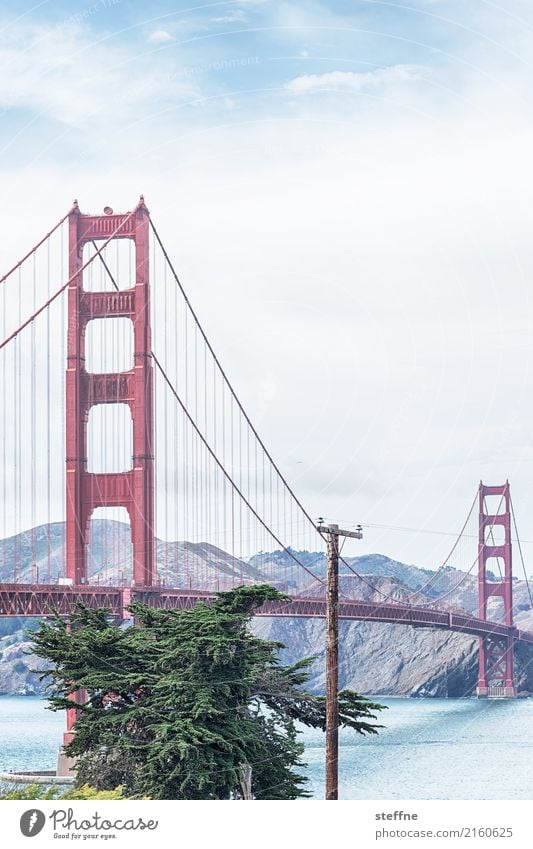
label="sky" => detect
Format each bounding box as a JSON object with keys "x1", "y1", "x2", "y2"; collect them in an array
[{"x1": 2, "y1": 0, "x2": 533, "y2": 570}]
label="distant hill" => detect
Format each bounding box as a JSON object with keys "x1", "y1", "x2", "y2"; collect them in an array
[
  {"x1": 0, "y1": 521, "x2": 266, "y2": 589},
  {"x1": 1, "y1": 522, "x2": 533, "y2": 697}
]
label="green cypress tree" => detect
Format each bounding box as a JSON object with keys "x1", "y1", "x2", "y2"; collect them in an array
[{"x1": 31, "y1": 585, "x2": 385, "y2": 799}]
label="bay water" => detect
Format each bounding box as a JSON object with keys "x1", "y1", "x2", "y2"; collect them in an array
[{"x1": 1, "y1": 696, "x2": 532, "y2": 799}]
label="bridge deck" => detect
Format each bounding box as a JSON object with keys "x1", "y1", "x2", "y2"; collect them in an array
[{"x1": 1, "y1": 583, "x2": 532, "y2": 645}]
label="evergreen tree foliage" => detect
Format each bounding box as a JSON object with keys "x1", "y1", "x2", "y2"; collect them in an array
[{"x1": 31, "y1": 585, "x2": 385, "y2": 799}]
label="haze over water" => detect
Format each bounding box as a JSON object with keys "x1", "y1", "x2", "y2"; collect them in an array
[{"x1": 1, "y1": 696, "x2": 532, "y2": 799}]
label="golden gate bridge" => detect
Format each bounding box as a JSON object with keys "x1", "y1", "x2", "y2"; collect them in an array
[{"x1": 0, "y1": 197, "x2": 532, "y2": 729}]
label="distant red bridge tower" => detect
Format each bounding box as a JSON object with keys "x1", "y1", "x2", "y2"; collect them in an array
[
  {"x1": 477, "y1": 481, "x2": 516, "y2": 697},
  {"x1": 65, "y1": 199, "x2": 155, "y2": 588}
]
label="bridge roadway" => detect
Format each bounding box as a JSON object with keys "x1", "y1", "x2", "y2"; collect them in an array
[{"x1": 1, "y1": 582, "x2": 533, "y2": 645}]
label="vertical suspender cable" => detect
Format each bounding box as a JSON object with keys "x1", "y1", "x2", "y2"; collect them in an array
[
  {"x1": 163, "y1": 243, "x2": 169, "y2": 585},
  {"x1": 61, "y1": 222, "x2": 66, "y2": 579},
  {"x1": 204, "y1": 337, "x2": 209, "y2": 586},
  {"x1": 193, "y1": 319, "x2": 198, "y2": 575},
  {"x1": 220, "y1": 382, "x2": 225, "y2": 584},
  {"x1": 31, "y1": 253, "x2": 36, "y2": 578},
  {"x1": 173, "y1": 257, "x2": 179, "y2": 587},
  {"x1": 184, "y1": 306, "x2": 189, "y2": 584},
  {"x1": 231, "y1": 392, "x2": 235, "y2": 585},
  {"x1": 238, "y1": 407, "x2": 243, "y2": 582},
  {"x1": 1, "y1": 255, "x2": 5, "y2": 580},
  {"x1": 510, "y1": 496, "x2": 533, "y2": 610},
  {"x1": 46, "y1": 235, "x2": 51, "y2": 581},
  {"x1": 13, "y1": 269, "x2": 21, "y2": 581}
]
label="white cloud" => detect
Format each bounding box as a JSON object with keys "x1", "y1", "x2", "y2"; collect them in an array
[
  {"x1": 285, "y1": 65, "x2": 427, "y2": 96},
  {"x1": 147, "y1": 29, "x2": 174, "y2": 44},
  {"x1": 0, "y1": 20, "x2": 199, "y2": 127},
  {"x1": 210, "y1": 12, "x2": 247, "y2": 23}
]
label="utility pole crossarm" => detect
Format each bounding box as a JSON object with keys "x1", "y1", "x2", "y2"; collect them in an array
[{"x1": 316, "y1": 524, "x2": 363, "y2": 539}]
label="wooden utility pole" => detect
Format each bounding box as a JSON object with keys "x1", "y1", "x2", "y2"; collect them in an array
[{"x1": 316, "y1": 520, "x2": 363, "y2": 800}]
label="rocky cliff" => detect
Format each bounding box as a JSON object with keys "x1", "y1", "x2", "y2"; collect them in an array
[
  {"x1": 0, "y1": 620, "x2": 45, "y2": 696},
  {"x1": 254, "y1": 570, "x2": 533, "y2": 697}
]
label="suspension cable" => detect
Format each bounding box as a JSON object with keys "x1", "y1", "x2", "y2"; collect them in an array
[
  {"x1": 510, "y1": 495, "x2": 533, "y2": 610},
  {"x1": 336, "y1": 492, "x2": 503, "y2": 608},
  {"x1": 151, "y1": 351, "x2": 324, "y2": 587},
  {"x1": 0, "y1": 209, "x2": 71, "y2": 286},
  {"x1": 333, "y1": 492, "x2": 479, "y2": 605},
  {"x1": 398, "y1": 491, "x2": 479, "y2": 603},
  {"x1": 0, "y1": 211, "x2": 135, "y2": 353},
  {"x1": 149, "y1": 218, "x2": 328, "y2": 547}
]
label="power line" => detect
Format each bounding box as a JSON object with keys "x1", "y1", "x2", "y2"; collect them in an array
[{"x1": 326, "y1": 518, "x2": 533, "y2": 547}]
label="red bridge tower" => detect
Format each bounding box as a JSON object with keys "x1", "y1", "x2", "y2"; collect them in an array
[
  {"x1": 65, "y1": 199, "x2": 155, "y2": 588},
  {"x1": 477, "y1": 481, "x2": 516, "y2": 697}
]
